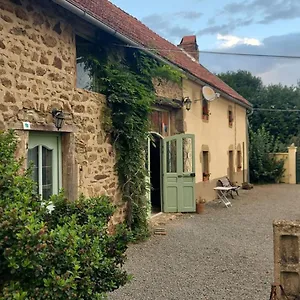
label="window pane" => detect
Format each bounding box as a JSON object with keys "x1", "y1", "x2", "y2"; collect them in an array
[
  {"x1": 182, "y1": 138, "x2": 193, "y2": 173},
  {"x1": 76, "y1": 61, "x2": 93, "y2": 91},
  {"x1": 161, "y1": 111, "x2": 170, "y2": 137},
  {"x1": 42, "y1": 147, "x2": 53, "y2": 200},
  {"x1": 28, "y1": 146, "x2": 39, "y2": 186},
  {"x1": 203, "y1": 151, "x2": 209, "y2": 173},
  {"x1": 166, "y1": 140, "x2": 177, "y2": 173}
]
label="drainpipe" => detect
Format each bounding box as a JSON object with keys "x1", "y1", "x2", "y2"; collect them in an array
[
  {"x1": 246, "y1": 109, "x2": 253, "y2": 183},
  {"x1": 52, "y1": 0, "x2": 252, "y2": 110}
]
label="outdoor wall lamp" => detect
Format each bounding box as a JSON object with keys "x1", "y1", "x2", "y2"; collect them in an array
[
  {"x1": 182, "y1": 96, "x2": 192, "y2": 111},
  {"x1": 51, "y1": 108, "x2": 65, "y2": 130}
]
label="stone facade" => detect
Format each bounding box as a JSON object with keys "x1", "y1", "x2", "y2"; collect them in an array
[
  {"x1": 0, "y1": 0, "x2": 184, "y2": 222},
  {"x1": 0, "y1": 0, "x2": 125, "y2": 220},
  {"x1": 273, "y1": 220, "x2": 300, "y2": 299}
]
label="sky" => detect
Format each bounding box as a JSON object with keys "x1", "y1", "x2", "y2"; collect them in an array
[{"x1": 109, "y1": 0, "x2": 300, "y2": 86}]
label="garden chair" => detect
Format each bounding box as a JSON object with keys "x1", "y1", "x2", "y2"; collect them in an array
[{"x1": 217, "y1": 177, "x2": 241, "y2": 199}]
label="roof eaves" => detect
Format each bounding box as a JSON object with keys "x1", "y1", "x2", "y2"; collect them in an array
[{"x1": 53, "y1": 0, "x2": 252, "y2": 108}]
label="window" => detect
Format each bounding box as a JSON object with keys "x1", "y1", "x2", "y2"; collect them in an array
[
  {"x1": 76, "y1": 35, "x2": 99, "y2": 92},
  {"x1": 150, "y1": 109, "x2": 170, "y2": 137},
  {"x1": 202, "y1": 151, "x2": 210, "y2": 181},
  {"x1": 237, "y1": 150, "x2": 242, "y2": 170},
  {"x1": 202, "y1": 99, "x2": 209, "y2": 120},
  {"x1": 228, "y1": 107, "x2": 233, "y2": 127},
  {"x1": 27, "y1": 133, "x2": 61, "y2": 200}
]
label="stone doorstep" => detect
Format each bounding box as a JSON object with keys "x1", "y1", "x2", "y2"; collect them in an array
[{"x1": 149, "y1": 212, "x2": 185, "y2": 236}]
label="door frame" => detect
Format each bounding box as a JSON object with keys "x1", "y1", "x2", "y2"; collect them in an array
[{"x1": 147, "y1": 131, "x2": 164, "y2": 215}]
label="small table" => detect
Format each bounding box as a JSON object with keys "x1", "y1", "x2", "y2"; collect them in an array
[{"x1": 214, "y1": 187, "x2": 233, "y2": 208}]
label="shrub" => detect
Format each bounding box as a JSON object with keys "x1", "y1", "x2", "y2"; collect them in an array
[
  {"x1": 249, "y1": 127, "x2": 285, "y2": 183},
  {"x1": 0, "y1": 130, "x2": 130, "y2": 299}
]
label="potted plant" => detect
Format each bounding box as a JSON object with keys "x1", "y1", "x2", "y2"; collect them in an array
[{"x1": 196, "y1": 198, "x2": 206, "y2": 214}]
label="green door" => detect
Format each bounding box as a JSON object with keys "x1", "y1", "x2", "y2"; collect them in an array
[
  {"x1": 163, "y1": 134, "x2": 195, "y2": 212},
  {"x1": 27, "y1": 133, "x2": 62, "y2": 200}
]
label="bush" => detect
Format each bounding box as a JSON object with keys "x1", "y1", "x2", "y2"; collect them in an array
[
  {"x1": 0, "y1": 131, "x2": 130, "y2": 299},
  {"x1": 249, "y1": 127, "x2": 285, "y2": 183}
]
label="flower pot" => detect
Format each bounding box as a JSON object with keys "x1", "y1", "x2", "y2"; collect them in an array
[{"x1": 196, "y1": 202, "x2": 205, "y2": 214}]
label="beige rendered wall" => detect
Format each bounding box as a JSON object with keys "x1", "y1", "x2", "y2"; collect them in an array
[
  {"x1": 183, "y1": 79, "x2": 248, "y2": 202},
  {"x1": 272, "y1": 145, "x2": 297, "y2": 184}
]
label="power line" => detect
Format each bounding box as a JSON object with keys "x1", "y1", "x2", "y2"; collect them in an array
[
  {"x1": 114, "y1": 44, "x2": 300, "y2": 59},
  {"x1": 201, "y1": 50, "x2": 300, "y2": 60},
  {"x1": 253, "y1": 108, "x2": 300, "y2": 112}
]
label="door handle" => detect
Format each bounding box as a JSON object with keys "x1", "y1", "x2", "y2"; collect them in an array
[
  {"x1": 178, "y1": 175, "x2": 183, "y2": 178},
  {"x1": 190, "y1": 173, "x2": 195, "y2": 177}
]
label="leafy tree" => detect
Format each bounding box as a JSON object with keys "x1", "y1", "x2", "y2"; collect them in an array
[
  {"x1": 218, "y1": 70, "x2": 264, "y2": 103},
  {"x1": 0, "y1": 130, "x2": 130, "y2": 299},
  {"x1": 249, "y1": 127, "x2": 285, "y2": 183},
  {"x1": 218, "y1": 70, "x2": 300, "y2": 146}
]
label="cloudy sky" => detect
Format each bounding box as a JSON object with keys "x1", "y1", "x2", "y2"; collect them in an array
[{"x1": 110, "y1": 0, "x2": 300, "y2": 86}]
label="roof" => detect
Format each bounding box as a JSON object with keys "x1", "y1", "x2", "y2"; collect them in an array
[{"x1": 63, "y1": 0, "x2": 251, "y2": 107}]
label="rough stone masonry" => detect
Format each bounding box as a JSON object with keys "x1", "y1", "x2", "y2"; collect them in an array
[
  {"x1": 273, "y1": 220, "x2": 300, "y2": 299},
  {"x1": 0, "y1": 0, "x2": 126, "y2": 222}
]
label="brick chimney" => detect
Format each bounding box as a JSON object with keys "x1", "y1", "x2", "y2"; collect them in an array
[{"x1": 178, "y1": 35, "x2": 199, "y2": 61}]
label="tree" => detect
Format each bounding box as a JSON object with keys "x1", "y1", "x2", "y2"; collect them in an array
[
  {"x1": 0, "y1": 130, "x2": 130, "y2": 299},
  {"x1": 218, "y1": 70, "x2": 264, "y2": 103},
  {"x1": 249, "y1": 127, "x2": 285, "y2": 183},
  {"x1": 218, "y1": 70, "x2": 300, "y2": 146}
]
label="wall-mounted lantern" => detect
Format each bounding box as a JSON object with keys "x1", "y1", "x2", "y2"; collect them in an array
[
  {"x1": 51, "y1": 108, "x2": 65, "y2": 130},
  {"x1": 182, "y1": 97, "x2": 192, "y2": 111}
]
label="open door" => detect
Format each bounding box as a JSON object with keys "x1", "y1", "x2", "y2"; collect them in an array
[{"x1": 163, "y1": 134, "x2": 195, "y2": 212}]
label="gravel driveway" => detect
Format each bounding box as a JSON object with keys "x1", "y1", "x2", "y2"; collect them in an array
[{"x1": 109, "y1": 184, "x2": 300, "y2": 300}]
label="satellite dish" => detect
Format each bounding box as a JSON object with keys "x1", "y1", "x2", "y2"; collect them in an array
[{"x1": 202, "y1": 86, "x2": 218, "y2": 102}]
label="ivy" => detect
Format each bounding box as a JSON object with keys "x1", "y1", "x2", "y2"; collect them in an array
[{"x1": 79, "y1": 39, "x2": 183, "y2": 240}]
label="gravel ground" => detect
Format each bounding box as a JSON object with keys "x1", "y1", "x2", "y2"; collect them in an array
[{"x1": 109, "y1": 184, "x2": 300, "y2": 300}]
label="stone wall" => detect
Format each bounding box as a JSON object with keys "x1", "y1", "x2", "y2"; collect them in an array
[
  {"x1": 0, "y1": 0, "x2": 125, "y2": 222},
  {"x1": 273, "y1": 220, "x2": 300, "y2": 299},
  {"x1": 153, "y1": 78, "x2": 183, "y2": 100}
]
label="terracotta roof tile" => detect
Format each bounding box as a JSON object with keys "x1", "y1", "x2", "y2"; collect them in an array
[{"x1": 65, "y1": 0, "x2": 250, "y2": 106}]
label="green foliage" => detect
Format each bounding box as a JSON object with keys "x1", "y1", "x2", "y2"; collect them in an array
[
  {"x1": 79, "y1": 40, "x2": 182, "y2": 240},
  {"x1": 218, "y1": 70, "x2": 264, "y2": 103},
  {"x1": 250, "y1": 84, "x2": 300, "y2": 145},
  {"x1": 218, "y1": 70, "x2": 300, "y2": 146},
  {"x1": 0, "y1": 131, "x2": 129, "y2": 299},
  {"x1": 249, "y1": 127, "x2": 285, "y2": 183}
]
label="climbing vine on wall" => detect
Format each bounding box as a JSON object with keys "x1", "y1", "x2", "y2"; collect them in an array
[{"x1": 78, "y1": 38, "x2": 183, "y2": 240}]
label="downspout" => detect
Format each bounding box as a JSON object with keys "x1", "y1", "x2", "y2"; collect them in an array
[
  {"x1": 246, "y1": 109, "x2": 254, "y2": 183},
  {"x1": 52, "y1": 0, "x2": 252, "y2": 111}
]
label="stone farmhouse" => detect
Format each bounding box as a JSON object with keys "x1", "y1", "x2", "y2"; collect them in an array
[{"x1": 0, "y1": 0, "x2": 252, "y2": 218}]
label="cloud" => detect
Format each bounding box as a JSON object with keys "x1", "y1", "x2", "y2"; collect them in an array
[
  {"x1": 175, "y1": 11, "x2": 203, "y2": 19},
  {"x1": 197, "y1": 18, "x2": 253, "y2": 36},
  {"x1": 201, "y1": 32, "x2": 300, "y2": 85},
  {"x1": 222, "y1": 0, "x2": 300, "y2": 25},
  {"x1": 142, "y1": 13, "x2": 196, "y2": 40},
  {"x1": 217, "y1": 34, "x2": 262, "y2": 48},
  {"x1": 193, "y1": 0, "x2": 300, "y2": 38}
]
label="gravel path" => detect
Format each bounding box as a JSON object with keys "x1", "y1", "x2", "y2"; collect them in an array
[{"x1": 109, "y1": 184, "x2": 300, "y2": 300}]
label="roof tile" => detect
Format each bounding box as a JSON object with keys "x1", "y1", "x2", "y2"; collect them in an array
[{"x1": 66, "y1": 0, "x2": 250, "y2": 106}]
